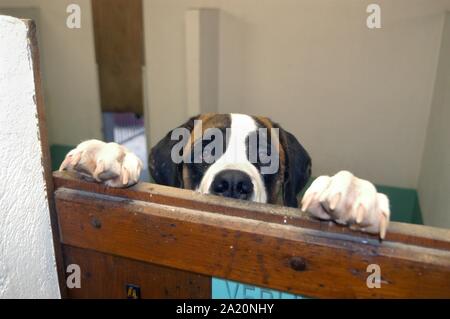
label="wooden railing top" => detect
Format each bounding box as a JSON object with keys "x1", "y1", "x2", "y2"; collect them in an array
[
  {"x1": 53, "y1": 171, "x2": 450, "y2": 250},
  {"x1": 53, "y1": 171, "x2": 450, "y2": 298}
]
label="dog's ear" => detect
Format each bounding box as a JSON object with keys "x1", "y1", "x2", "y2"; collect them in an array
[
  {"x1": 149, "y1": 116, "x2": 197, "y2": 187},
  {"x1": 278, "y1": 127, "x2": 311, "y2": 208}
]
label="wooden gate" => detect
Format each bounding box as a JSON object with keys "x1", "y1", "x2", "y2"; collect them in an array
[{"x1": 53, "y1": 171, "x2": 450, "y2": 298}]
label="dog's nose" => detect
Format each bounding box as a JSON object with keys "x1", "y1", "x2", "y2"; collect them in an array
[{"x1": 210, "y1": 169, "x2": 254, "y2": 200}]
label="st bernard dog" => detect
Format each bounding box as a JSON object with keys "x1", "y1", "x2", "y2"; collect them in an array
[{"x1": 60, "y1": 113, "x2": 390, "y2": 238}]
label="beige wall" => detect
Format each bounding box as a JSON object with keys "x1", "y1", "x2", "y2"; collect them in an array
[
  {"x1": 0, "y1": 0, "x2": 102, "y2": 146},
  {"x1": 144, "y1": 0, "x2": 450, "y2": 188},
  {"x1": 418, "y1": 12, "x2": 450, "y2": 228}
]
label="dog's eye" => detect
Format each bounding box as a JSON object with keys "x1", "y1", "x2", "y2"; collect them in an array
[
  {"x1": 202, "y1": 148, "x2": 215, "y2": 163},
  {"x1": 191, "y1": 144, "x2": 216, "y2": 164},
  {"x1": 258, "y1": 143, "x2": 272, "y2": 158}
]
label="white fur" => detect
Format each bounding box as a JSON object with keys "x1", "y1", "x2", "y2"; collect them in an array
[
  {"x1": 59, "y1": 139, "x2": 142, "y2": 187},
  {"x1": 301, "y1": 171, "x2": 390, "y2": 238},
  {"x1": 197, "y1": 114, "x2": 268, "y2": 203}
]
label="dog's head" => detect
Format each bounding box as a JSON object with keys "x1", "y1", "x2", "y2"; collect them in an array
[{"x1": 149, "y1": 113, "x2": 311, "y2": 208}]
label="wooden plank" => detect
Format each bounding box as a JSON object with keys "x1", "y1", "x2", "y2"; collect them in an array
[
  {"x1": 91, "y1": 0, "x2": 144, "y2": 114},
  {"x1": 55, "y1": 185, "x2": 450, "y2": 298},
  {"x1": 54, "y1": 171, "x2": 450, "y2": 251},
  {"x1": 26, "y1": 20, "x2": 67, "y2": 297},
  {"x1": 62, "y1": 245, "x2": 211, "y2": 299}
]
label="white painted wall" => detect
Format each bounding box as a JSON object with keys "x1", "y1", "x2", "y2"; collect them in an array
[
  {"x1": 144, "y1": 0, "x2": 450, "y2": 188},
  {"x1": 418, "y1": 12, "x2": 450, "y2": 228},
  {"x1": 0, "y1": 16, "x2": 60, "y2": 298},
  {"x1": 0, "y1": 0, "x2": 102, "y2": 146}
]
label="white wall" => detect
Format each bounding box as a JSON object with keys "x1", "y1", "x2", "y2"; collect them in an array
[
  {"x1": 418, "y1": 12, "x2": 450, "y2": 228},
  {"x1": 0, "y1": 16, "x2": 60, "y2": 298},
  {"x1": 144, "y1": 0, "x2": 450, "y2": 188},
  {"x1": 0, "y1": 0, "x2": 102, "y2": 146}
]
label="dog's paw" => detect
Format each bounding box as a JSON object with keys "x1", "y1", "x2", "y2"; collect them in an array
[
  {"x1": 300, "y1": 171, "x2": 390, "y2": 239},
  {"x1": 59, "y1": 139, "x2": 142, "y2": 188}
]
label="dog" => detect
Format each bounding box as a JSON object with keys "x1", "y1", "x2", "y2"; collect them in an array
[{"x1": 59, "y1": 113, "x2": 390, "y2": 238}]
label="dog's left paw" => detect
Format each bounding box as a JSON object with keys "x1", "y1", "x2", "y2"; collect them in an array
[{"x1": 301, "y1": 171, "x2": 390, "y2": 239}]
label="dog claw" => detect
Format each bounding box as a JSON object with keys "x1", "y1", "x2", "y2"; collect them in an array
[
  {"x1": 58, "y1": 157, "x2": 70, "y2": 171},
  {"x1": 122, "y1": 167, "x2": 129, "y2": 185},
  {"x1": 380, "y1": 214, "x2": 388, "y2": 240},
  {"x1": 301, "y1": 194, "x2": 314, "y2": 212},
  {"x1": 59, "y1": 151, "x2": 81, "y2": 171},
  {"x1": 356, "y1": 203, "x2": 365, "y2": 224},
  {"x1": 93, "y1": 160, "x2": 105, "y2": 182},
  {"x1": 329, "y1": 192, "x2": 341, "y2": 211}
]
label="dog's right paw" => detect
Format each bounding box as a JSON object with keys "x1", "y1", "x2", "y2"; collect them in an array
[{"x1": 59, "y1": 139, "x2": 142, "y2": 188}]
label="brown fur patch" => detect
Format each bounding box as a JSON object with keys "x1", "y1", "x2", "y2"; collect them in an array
[
  {"x1": 182, "y1": 114, "x2": 231, "y2": 189},
  {"x1": 182, "y1": 114, "x2": 230, "y2": 156},
  {"x1": 254, "y1": 116, "x2": 286, "y2": 203}
]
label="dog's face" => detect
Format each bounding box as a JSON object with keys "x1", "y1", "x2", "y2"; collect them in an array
[{"x1": 149, "y1": 113, "x2": 311, "y2": 208}]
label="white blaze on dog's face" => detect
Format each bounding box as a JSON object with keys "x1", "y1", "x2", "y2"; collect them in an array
[
  {"x1": 149, "y1": 113, "x2": 312, "y2": 208},
  {"x1": 197, "y1": 114, "x2": 267, "y2": 203}
]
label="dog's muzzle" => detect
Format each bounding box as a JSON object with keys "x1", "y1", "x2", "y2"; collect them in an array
[{"x1": 209, "y1": 169, "x2": 254, "y2": 201}]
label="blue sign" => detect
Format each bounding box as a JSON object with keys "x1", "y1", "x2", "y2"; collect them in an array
[{"x1": 212, "y1": 278, "x2": 304, "y2": 299}]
